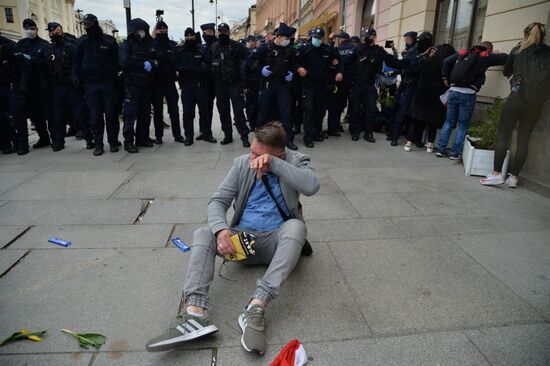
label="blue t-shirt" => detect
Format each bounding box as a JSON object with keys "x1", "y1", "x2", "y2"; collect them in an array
[{"x1": 238, "y1": 174, "x2": 290, "y2": 232}]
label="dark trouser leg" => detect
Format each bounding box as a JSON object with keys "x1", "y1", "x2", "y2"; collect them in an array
[
  {"x1": 206, "y1": 77, "x2": 216, "y2": 127},
  {"x1": 165, "y1": 83, "x2": 181, "y2": 138},
  {"x1": 86, "y1": 83, "x2": 105, "y2": 146},
  {"x1": 364, "y1": 85, "x2": 379, "y2": 134},
  {"x1": 246, "y1": 87, "x2": 260, "y2": 130},
  {"x1": 328, "y1": 85, "x2": 342, "y2": 133},
  {"x1": 71, "y1": 86, "x2": 92, "y2": 142},
  {"x1": 29, "y1": 88, "x2": 51, "y2": 142},
  {"x1": 0, "y1": 86, "x2": 16, "y2": 150},
  {"x1": 181, "y1": 84, "x2": 197, "y2": 140},
  {"x1": 197, "y1": 84, "x2": 211, "y2": 137},
  {"x1": 135, "y1": 87, "x2": 152, "y2": 143},
  {"x1": 216, "y1": 84, "x2": 232, "y2": 137},
  {"x1": 52, "y1": 86, "x2": 68, "y2": 147},
  {"x1": 313, "y1": 87, "x2": 325, "y2": 136},
  {"x1": 426, "y1": 124, "x2": 437, "y2": 144},
  {"x1": 302, "y1": 84, "x2": 317, "y2": 143},
  {"x1": 151, "y1": 83, "x2": 166, "y2": 139},
  {"x1": 274, "y1": 85, "x2": 294, "y2": 142},
  {"x1": 406, "y1": 117, "x2": 425, "y2": 144},
  {"x1": 256, "y1": 86, "x2": 275, "y2": 129},
  {"x1": 349, "y1": 86, "x2": 365, "y2": 136},
  {"x1": 390, "y1": 86, "x2": 413, "y2": 141},
  {"x1": 228, "y1": 83, "x2": 248, "y2": 137},
  {"x1": 100, "y1": 81, "x2": 118, "y2": 146},
  {"x1": 122, "y1": 87, "x2": 137, "y2": 144}
]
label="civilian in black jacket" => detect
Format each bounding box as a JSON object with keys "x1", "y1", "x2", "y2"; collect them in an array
[
  {"x1": 151, "y1": 21, "x2": 182, "y2": 144},
  {"x1": 436, "y1": 42, "x2": 508, "y2": 159},
  {"x1": 481, "y1": 22, "x2": 550, "y2": 187},
  {"x1": 119, "y1": 18, "x2": 157, "y2": 153}
]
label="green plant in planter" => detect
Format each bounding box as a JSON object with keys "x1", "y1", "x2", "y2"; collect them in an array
[
  {"x1": 379, "y1": 85, "x2": 395, "y2": 108},
  {"x1": 468, "y1": 98, "x2": 505, "y2": 150}
]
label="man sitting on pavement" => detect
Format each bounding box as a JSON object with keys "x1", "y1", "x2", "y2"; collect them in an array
[{"x1": 146, "y1": 122, "x2": 320, "y2": 355}]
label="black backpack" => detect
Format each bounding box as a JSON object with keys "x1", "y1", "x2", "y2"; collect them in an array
[{"x1": 450, "y1": 51, "x2": 482, "y2": 88}]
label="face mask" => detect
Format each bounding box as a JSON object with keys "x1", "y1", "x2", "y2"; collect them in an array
[
  {"x1": 136, "y1": 30, "x2": 146, "y2": 39},
  {"x1": 85, "y1": 23, "x2": 101, "y2": 35},
  {"x1": 157, "y1": 33, "x2": 168, "y2": 41},
  {"x1": 366, "y1": 37, "x2": 375, "y2": 45},
  {"x1": 218, "y1": 33, "x2": 230, "y2": 44},
  {"x1": 50, "y1": 34, "x2": 63, "y2": 43},
  {"x1": 25, "y1": 29, "x2": 38, "y2": 39},
  {"x1": 203, "y1": 34, "x2": 216, "y2": 45},
  {"x1": 246, "y1": 42, "x2": 254, "y2": 49},
  {"x1": 279, "y1": 39, "x2": 290, "y2": 47},
  {"x1": 185, "y1": 38, "x2": 196, "y2": 48},
  {"x1": 312, "y1": 38, "x2": 322, "y2": 47}
]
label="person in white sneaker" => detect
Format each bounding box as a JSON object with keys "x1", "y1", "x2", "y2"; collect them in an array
[{"x1": 481, "y1": 23, "x2": 549, "y2": 189}]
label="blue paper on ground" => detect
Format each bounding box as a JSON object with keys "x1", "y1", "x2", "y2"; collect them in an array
[
  {"x1": 48, "y1": 237, "x2": 72, "y2": 247},
  {"x1": 172, "y1": 237, "x2": 190, "y2": 252}
]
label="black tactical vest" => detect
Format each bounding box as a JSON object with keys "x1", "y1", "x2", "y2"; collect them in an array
[
  {"x1": 211, "y1": 41, "x2": 241, "y2": 81},
  {"x1": 351, "y1": 44, "x2": 382, "y2": 81},
  {"x1": 265, "y1": 41, "x2": 292, "y2": 80}
]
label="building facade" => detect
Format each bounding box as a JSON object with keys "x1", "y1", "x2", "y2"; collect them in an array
[{"x1": 0, "y1": 0, "x2": 76, "y2": 41}]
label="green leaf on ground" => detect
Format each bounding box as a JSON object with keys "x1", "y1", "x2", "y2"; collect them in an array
[
  {"x1": 61, "y1": 329, "x2": 106, "y2": 350},
  {"x1": 0, "y1": 330, "x2": 47, "y2": 347}
]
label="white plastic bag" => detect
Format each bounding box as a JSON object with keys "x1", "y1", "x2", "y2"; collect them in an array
[{"x1": 440, "y1": 89, "x2": 450, "y2": 106}]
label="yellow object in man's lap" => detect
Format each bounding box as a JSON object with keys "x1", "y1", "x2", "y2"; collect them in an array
[{"x1": 225, "y1": 232, "x2": 256, "y2": 262}]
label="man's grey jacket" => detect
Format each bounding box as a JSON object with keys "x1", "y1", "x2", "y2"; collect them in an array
[{"x1": 208, "y1": 149, "x2": 320, "y2": 235}]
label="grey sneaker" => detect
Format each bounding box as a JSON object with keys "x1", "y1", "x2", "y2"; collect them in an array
[
  {"x1": 145, "y1": 312, "x2": 218, "y2": 352},
  {"x1": 238, "y1": 304, "x2": 266, "y2": 354}
]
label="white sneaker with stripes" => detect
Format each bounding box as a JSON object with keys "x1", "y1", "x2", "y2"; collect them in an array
[{"x1": 145, "y1": 312, "x2": 218, "y2": 352}]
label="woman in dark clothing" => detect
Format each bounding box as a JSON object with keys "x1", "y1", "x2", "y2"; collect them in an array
[
  {"x1": 481, "y1": 23, "x2": 549, "y2": 188},
  {"x1": 403, "y1": 44, "x2": 456, "y2": 152}
]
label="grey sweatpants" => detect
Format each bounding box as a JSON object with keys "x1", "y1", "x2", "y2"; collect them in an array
[{"x1": 184, "y1": 219, "x2": 307, "y2": 309}]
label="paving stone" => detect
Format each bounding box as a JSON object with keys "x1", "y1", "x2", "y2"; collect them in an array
[
  {"x1": 0, "y1": 172, "x2": 133, "y2": 200},
  {"x1": 0, "y1": 199, "x2": 142, "y2": 226},
  {"x1": 346, "y1": 193, "x2": 420, "y2": 217},
  {"x1": 11, "y1": 224, "x2": 173, "y2": 250},
  {"x1": 169, "y1": 223, "x2": 208, "y2": 248},
  {"x1": 390, "y1": 214, "x2": 515, "y2": 236},
  {"x1": 0, "y1": 248, "x2": 185, "y2": 354},
  {"x1": 92, "y1": 349, "x2": 213, "y2": 365},
  {"x1": 329, "y1": 238, "x2": 542, "y2": 336},
  {"x1": 298, "y1": 331, "x2": 488, "y2": 366},
  {"x1": 139, "y1": 198, "x2": 209, "y2": 224},
  {"x1": 300, "y1": 194, "x2": 360, "y2": 219},
  {"x1": 130, "y1": 160, "x2": 217, "y2": 171},
  {"x1": 115, "y1": 171, "x2": 228, "y2": 199},
  {"x1": 0, "y1": 353, "x2": 92, "y2": 365},
  {"x1": 0, "y1": 172, "x2": 38, "y2": 194},
  {"x1": 306, "y1": 218, "x2": 404, "y2": 242},
  {"x1": 401, "y1": 191, "x2": 482, "y2": 216},
  {"x1": 0, "y1": 226, "x2": 28, "y2": 247},
  {"x1": 450, "y1": 231, "x2": 550, "y2": 318},
  {"x1": 466, "y1": 324, "x2": 550, "y2": 366},
  {"x1": 0, "y1": 249, "x2": 27, "y2": 275}
]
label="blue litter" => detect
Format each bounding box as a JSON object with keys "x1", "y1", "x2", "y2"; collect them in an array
[
  {"x1": 172, "y1": 237, "x2": 190, "y2": 252},
  {"x1": 48, "y1": 237, "x2": 72, "y2": 247}
]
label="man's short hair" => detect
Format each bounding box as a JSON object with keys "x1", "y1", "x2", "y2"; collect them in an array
[{"x1": 254, "y1": 122, "x2": 288, "y2": 150}]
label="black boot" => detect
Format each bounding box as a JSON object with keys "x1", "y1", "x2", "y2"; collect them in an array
[
  {"x1": 391, "y1": 139, "x2": 398, "y2": 146},
  {"x1": 136, "y1": 140, "x2": 153, "y2": 147},
  {"x1": 155, "y1": 137, "x2": 163, "y2": 145},
  {"x1": 363, "y1": 132, "x2": 376, "y2": 143},
  {"x1": 93, "y1": 145, "x2": 104, "y2": 156},
  {"x1": 203, "y1": 135, "x2": 217, "y2": 143},
  {"x1": 86, "y1": 140, "x2": 95, "y2": 150},
  {"x1": 174, "y1": 136, "x2": 185, "y2": 143},
  {"x1": 241, "y1": 136, "x2": 251, "y2": 148},
  {"x1": 220, "y1": 136, "x2": 233, "y2": 145},
  {"x1": 33, "y1": 139, "x2": 51, "y2": 149},
  {"x1": 124, "y1": 142, "x2": 138, "y2": 153},
  {"x1": 110, "y1": 144, "x2": 120, "y2": 153},
  {"x1": 1, "y1": 145, "x2": 15, "y2": 154},
  {"x1": 52, "y1": 144, "x2": 65, "y2": 152},
  {"x1": 351, "y1": 134, "x2": 360, "y2": 141},
  {"x1": 184, "y1": 138, "x2": 194, "y2": 146},
  {"x1": 286, "y1": 141, "x2": 298, "y2": 150}
]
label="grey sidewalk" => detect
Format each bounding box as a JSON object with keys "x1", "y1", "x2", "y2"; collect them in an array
[{"x1": 0, "y1": 117, "x2": 549, "y2": 366}]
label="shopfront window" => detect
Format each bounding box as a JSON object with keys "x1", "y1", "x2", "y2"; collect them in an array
[{"x1": 434, "y1": 0, "x2": 488, "y2": 49}]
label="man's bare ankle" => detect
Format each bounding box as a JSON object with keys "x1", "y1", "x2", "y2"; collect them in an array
[
  {"x1": 186, "y1": 305, "x2": 205, "y2": 315},
  {"x1": 249, "y1": 299, "x2": 266, "y2": 309}
]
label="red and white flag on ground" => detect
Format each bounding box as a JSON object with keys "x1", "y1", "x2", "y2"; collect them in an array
[{"x1": 270, "y1": 339, "x2": 307, "y2": 366}]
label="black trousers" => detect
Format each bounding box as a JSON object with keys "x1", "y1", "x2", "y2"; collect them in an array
[
  {"x1": 494, "y1": 92, "x2": 544, "y2": 176},
  {"x1": 0, "y1": 84, "x2": 17, "y2": 150},
  {"x1": 20, "y1": 86, "x2": 52, "y2": 142},
  {"x1": 245, "y1": 86, "x2": 260, "y2": 130},
  {"x1": 122, "y1": 85, "x2": 152, "y2": 144},
  {"x1": 349, "y1": 83, "x2": 378, "y2": 136},
  {"x1": 85, "y1": 80, "x2": 119, "y2": 147},
  {"x1": 390, "y1": 85, "x2": 415, "y2": 140},
  {"x1": 181, "y1": 81, "x2": 210, "y2": 139},
  {"x1": 215, "y1": 81, "x2": 248, "y2": 138},
  {"x1": 152, "y1": 81, "x2": 181, "y2": 139},
  {"x1": 302, "y1": 83, "x2": 327, "y2": 143},
  {"x1": 51, "y1": 85, "x2": 91, "y2": 146},
  {"x1": 257, "y1": 82, "x2": 295, "y2": 142},
  {"x1": 407, "y1": 118, "x2": 437, "y2": 144}
]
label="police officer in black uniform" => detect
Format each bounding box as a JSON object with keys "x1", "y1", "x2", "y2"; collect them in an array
[
  {"x1": 0, "y1": 30, "x2": 23, "y2": 154},
  {"x1": 73, "y1": 14, "x2": 119, "y2": 156},
  {"x1": 296, "y1": 27, "x2": 340, "y2": 148},
  {"x1": 328, "y1": 32, "x2": 354, "y2": 135},
  {"x1": 17, "y1": 18, "x2": 52, "y2": 149},
  {"x1": 246, "y1": 23, "x2": 298, "y2": 150},
  {"x1": 209, "y1": 23, "x2": 250, "y2": 147},
  {"x1": 119, "y1": 18, "x2": 157, "y2": 153},
  {"x1": 46, "y1": 22, "x2": 93, "y2": 152},
  {"x1": 199, "y1": 23, "x2": 217, "y2": 141},
  {"x1": 151, "y1": 21, "x2": 183, "y2": 144},
  {"x1": 338, "y1": 28, "x2": 407, "y2": 143},
  {"x1": 243, "y1": 35, "x2": 260, "y2": 131},
  {"x1": 176, "y1": 28, "x2": 214, "y2": 145}
]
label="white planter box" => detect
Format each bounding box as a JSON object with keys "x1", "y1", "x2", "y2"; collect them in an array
[{"x1": 462, "y1": 136, "x2": 510, "y2": 177}]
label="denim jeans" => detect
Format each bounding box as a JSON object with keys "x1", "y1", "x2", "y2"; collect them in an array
[{"x1": 437, "y1": 90, "x2": 476, "y2": 155}]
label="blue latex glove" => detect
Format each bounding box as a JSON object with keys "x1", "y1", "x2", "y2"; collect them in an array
[
  {"x1": 261, "y1": 66, "x2": 272, "y2": 78},
  {"x1": 285, "y1": 71, "x2": 293, "y2": 82},
  {"x1": 144, "y1": 61, "x2": 153, "y2": 73}
]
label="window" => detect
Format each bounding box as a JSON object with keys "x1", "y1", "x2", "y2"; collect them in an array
[
  {"x1": 434, "y1": 0, "x2": 488, "y2": 49},
  {"x1": 5, "y1": 7, "x2": 14, "y2": 23},
  {"x1": 361, "y1": 0, "x2": 376, "y2": 32}
]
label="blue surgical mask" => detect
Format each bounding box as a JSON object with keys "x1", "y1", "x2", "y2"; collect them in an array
[{"x1": 312, "y1": 38, "x2": 322, "y2": 47}]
